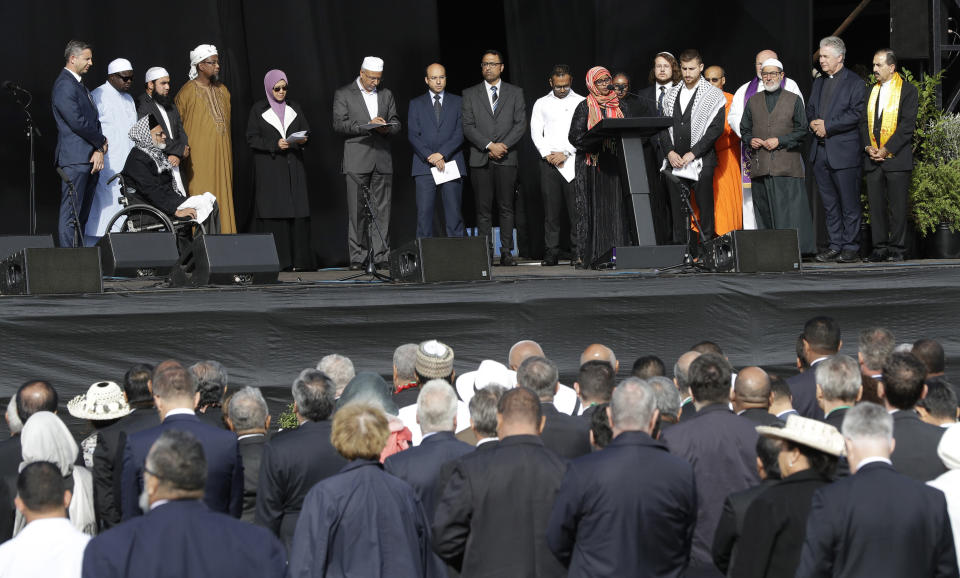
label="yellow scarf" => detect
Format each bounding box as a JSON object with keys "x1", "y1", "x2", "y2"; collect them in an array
[{"x1": 867, "y1": 72, "x2": 902, "y2": 156}]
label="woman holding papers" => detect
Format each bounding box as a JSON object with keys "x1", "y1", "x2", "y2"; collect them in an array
[{"x1": 246, "y1": 69, "x2": 314, "y2": 270}]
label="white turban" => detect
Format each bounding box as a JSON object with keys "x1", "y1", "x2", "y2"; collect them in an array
[
  {"x1": 361, "y1": 56, "x2": 384, "y2": 72},
  {"x1": 107, "y1": 58, "x2": 132, "y2": 74},
  {"x1": 189, "y1": 44, "x2": 218, "y2": 80},
  {"x1": 145, "y1": 66, "x2": 169, "y2": 83},
  {"x1": 761, "y1": 58, "x2": 784, "y2": 71}
]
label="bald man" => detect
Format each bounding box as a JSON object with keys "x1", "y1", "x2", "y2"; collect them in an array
[
  {"x1": 508, "y1": 340, "x2": 580, "y2": 415},
  {"x1": 727, "y1": 49, "x2": 804, "y2": 230},
  {"x1": 732, "y1": 367, "x2": 782, "y2": 426},
  {"x1": 674, "y1": 351, "x2": 701, "y2": 422},
  {"x1": 580, "y1": 344, "x2": 619, "y2": 374},
  {"x1": 704, "y1": 65, "x2": 743, "y2": 236}
]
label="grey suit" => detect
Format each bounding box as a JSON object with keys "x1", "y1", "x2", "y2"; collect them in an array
[
  {"x1": 461, "y1": 80, "x2": 526, "y2": 253},
  {"x1": 332, "y1": 79, "x2": 401, "y2": 264}
]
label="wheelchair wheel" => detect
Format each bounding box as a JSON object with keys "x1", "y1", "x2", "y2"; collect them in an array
[{"x1": 106, "y1": 203, "x2": 176, "y2": 233}]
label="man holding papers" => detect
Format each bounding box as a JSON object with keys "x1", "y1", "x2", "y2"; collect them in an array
[{"x1": 407, "y1": 63, "x2": 465, "y2": 238}]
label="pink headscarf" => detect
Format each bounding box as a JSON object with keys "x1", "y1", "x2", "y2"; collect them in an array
[{"x1": 264, "y1": 69, "x2": 287, "y2": 125}]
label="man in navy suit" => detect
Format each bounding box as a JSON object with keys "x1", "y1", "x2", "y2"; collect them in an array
[
  {"x1": 408, "y1": 63, "x2": 465, "y2": 238},
  {"x1": 52, "y1": 40, "x2": 107, "y2": 248},
  {"x1": 797, "y1": 402, "x2": 957, "y2": 577},
  {"x1": 807, "y1": 36, "x2": 867, "y2": 263},
  {"x1": 547, "y1": 380, "x2": 696, "y2": 577},
  {"x1": 84, "y1": 430, "x2": 286, "y2": 578},
  {"x1": 120, "y1": 361, "x2": 242, "y2": 520},
  {"x1": 789, "y1": 316, "x2": 842, "y2": 419}
]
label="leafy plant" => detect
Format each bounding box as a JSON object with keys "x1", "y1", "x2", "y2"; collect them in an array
[
  {"x1": 277, "y1": 403, "x2": 299, "y2": 430},
  {"x1": 910, "y1": 158, "x2": 960, "y2": 235},
  {"x1": 910, "y1": 68, "x2": 945, "y2": 161}
]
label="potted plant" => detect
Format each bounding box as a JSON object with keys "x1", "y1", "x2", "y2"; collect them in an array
[{"x1": 912, "y1": 111, "x2": 960, "y2": 258}]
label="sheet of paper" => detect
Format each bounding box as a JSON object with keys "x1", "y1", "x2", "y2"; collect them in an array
[
  {"x1": 360, "y1": 121, "x2": 400, "y2": 130},
  {"x1": 285, "y1": 130, "x2": 308, "y2": 144},
  {"x1": 671, "y1": 158, "x2": 703, "y2": 181},
  {"x1": 431, "y1": 160, "x2": 461, "y2": 185},
  {"x1": 177, "y1": 192, "x2": 217, "y2": 224}
]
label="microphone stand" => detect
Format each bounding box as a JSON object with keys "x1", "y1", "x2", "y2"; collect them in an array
[
  {"x1": 7, "y1": 85, "x2": 40, "y2": 234},
  {"x1": 659, "y1": 172, "x2": 713, "y2": 272},
  {"x1": 340, "y1": 172, "x2": 392, "y2": 282}
]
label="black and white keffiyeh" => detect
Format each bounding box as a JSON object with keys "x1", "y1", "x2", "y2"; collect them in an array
[
  {"x1": 128, "y1": 115, "x2": 173, "y2": 174},
  {"x1": 662, "y1": 77, "x2": 726, "y2": 146}
]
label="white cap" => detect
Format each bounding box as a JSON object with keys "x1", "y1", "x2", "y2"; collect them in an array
[
  {"x1": 145, "y1": 66, "x2": 169, "y2": 83},
  {"x1": 761, "y1": 58, "x2": 784, "y2": 71},
  {"x1": 361, "y1": 56, "x2": 384, "y2": 72},
  {"x1": 107, "y1": 58, "x2": 133, "y2": 74}
]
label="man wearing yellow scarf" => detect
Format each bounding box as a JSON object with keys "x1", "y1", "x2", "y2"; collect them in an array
[{"x1": 860, "y1": 48, "x2": 918, "y2": 262}]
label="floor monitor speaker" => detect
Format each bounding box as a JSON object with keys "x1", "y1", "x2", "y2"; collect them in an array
[
  {"x1": 389, "y1": 237, "x2": 491, "y2": 282},
  {"x1": 0, "y1": 248, "x2": 102, "y2": 295}
]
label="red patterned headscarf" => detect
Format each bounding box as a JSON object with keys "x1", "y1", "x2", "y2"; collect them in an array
[{"x1": 585, "y1": 66, "x2": 623, "y2": 130}]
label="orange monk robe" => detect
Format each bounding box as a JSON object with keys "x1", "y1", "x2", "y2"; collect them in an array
[
  {"x1": 175, "y1": 79, "x2": 236, "y2": 233},
  {"x1": 712, "y1": 91, "x2": 742, "y2": 235}
]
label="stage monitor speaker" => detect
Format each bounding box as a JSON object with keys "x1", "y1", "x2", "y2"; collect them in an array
[
  {"x1": 171, "y1": 234, "x2": 280, "y2": 287},
  {"x1": 705, "y1": 229, "x2": 801, "y2": 273},
  {"x1": 389, "y1": 237, "x2": 491, "y2": 283},
  {"x1": 0, "y1": 235, "x2": 55, "y2": 260},
  {"x1": 891, "y1": 0, "x2": 932, "y2": 59},
  {"x1": 599, "y1": 245, "x2": 686, "y2": 269},
  {"x1": 97, "y1": 232, "x2": 179, "y2": 277},
  {"x1": 0, "y1": 248, "x2": 102, "y2": 295}
]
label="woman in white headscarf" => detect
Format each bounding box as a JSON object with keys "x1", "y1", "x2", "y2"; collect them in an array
[{"x1": 15, "y1": 412, "x2": 96, "y2": 536}]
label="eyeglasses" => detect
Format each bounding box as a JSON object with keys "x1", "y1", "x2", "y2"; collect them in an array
[
  {"x1": 273, "y1": 85, "x2": 287, "y2": 92},
  {"x1": 705, "y1": 77, "x2": 722, "y2": 82},
  {"x1": 553, "y1": 85, "x2": 571, "y2": 91},
  {"x1": 612, "y1": 84, "x2": 629, "y2": 90},
  {"x1": 117, "y1": 74, "x2": 134, "y2": 82},
  {"x1": 760, "y1": 71, "x2": 782, "y2": 78},
  {"x1": 201, "y1": 60, "x2": 220, "y2": 68},
  {"x1": 481, "y1": 62, "x2": 503, "y2": 69},
  {"x1": 594, "y1": 76, "x2": 612, "y2": 85},
  {"x1": 144, "y1": 467, "x2": 163, "y2": 480}
]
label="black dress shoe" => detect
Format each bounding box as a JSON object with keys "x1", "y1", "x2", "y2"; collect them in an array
[
  {"x1": 349, "y1": 262, "x2": 363, "y2": 271},
  {"x1": 837, "y1": 250, "x2": 860, "y2": 263},
  {"x1": 815, "y1": 249, "x2": 841, "y2": 263},
  {"x1": 500, "y1": 254, "x2": 517, "y2": 266},
  {"x1": 863, "y1": 250, "x2": 888, "y2": 263},
  {"x1": 541, "y1": 255, "x2": 559, "y2": 266},
  {"x1": 887, "y1": 252, "x2": 905, "y2": 262}
]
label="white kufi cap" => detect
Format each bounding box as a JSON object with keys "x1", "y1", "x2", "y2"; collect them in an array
[
  {"x1": 189, "y1": 44, "x2": 218, "y2": 80},
  {"x1": 761, "y1": 58, "x2": 784, "y2": 71},
  {"x1": 145, "y1": 67, "x2": 169, "y2": 83},
  {"x1": 107, "y1": 58, "x2": 133, "y2": 74},
  {"x1": 361, "y1": 56, "x2": 384, "y2": 72}
]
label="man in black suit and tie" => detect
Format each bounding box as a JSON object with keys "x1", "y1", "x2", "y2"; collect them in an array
[
  {"x1": 797, "y1": 402, "x2": 957, "y2": 577},
  {"x1": 861, "y1": 49, "x2": 919, "y2": 262},
  {"x1": 807, "y1": 36, "x2": 867, "y2": 263},
  {"x1": 225, "y1": 387, "x2": 270, "y2": 523},
  {"x1": 120, "y1": 361, "x2": 242, "y2": 521},
  {"x1": 789, "y1": 316, "x2": 842, "y2": 419},
  {"x1": 880, "y1": 352, "x2": 948, "y2": 481},
  {"x1": 52, "y1": 40, "x2": 108, "y2": 247},
  {"x1": 433, "y1": 386, "x2": 567, "y2": 577},
  {"x1": 548, "y1": 380, "x2": 696, "y2": 577},
  {"x1": 573, "y1": 359, "x2": 616, "y2": 425},
  {"x1": 461, "y1": 49, "x2": 526, "y2": 266},
  {"x1": 519, "y1": 356, "x2": 590, "y2": 459},
  {"x1": 255, "y1": 369, "x2": 346, "y2": 550},
  {"x1": 733, "y1": 367, "x2": 783, "y2": 426},
  {"x1": 661, "y1": 354, "x2": 759, "y2": 576},
  {"x1": 407, "y1": 63, "x2": 465, "y2": 238},
  {"x1": 332, "y1": 56, "x2": 401, "y2": 269}
]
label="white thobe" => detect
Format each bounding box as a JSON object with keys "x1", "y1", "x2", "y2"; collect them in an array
[
  {"x1": 0, "y1": 517, "x2": 89, "y2": 578},
  {"x1": 86, "y1": 82, "x2": 137, "y2": 243}
]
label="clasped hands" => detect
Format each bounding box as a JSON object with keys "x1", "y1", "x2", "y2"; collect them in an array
[
  {"x1": 544, "y1": 151, "x2": 568, "y2": 168},
  {"x1": 667, "y1": 151, "x2": 696, "y2": 169},
  {"x1": 487, "y1": 142, "x2": 508, "y2": 160},
  {"x1": 809, "y1": 119, "x2": 826, "y2": 138},
  {"x1": 750, "y1": 137, "x2": 780, "y2": 151},
  {"x1": 428, "y1": 152, "x2": 446, "y2": 172},
  {"x1": 865, "y1": 145, "x2": 888, "y2": 162}
]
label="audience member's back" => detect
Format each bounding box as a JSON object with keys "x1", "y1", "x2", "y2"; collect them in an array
[{"x1": 883, "y1": 352, "x2": 948, "y2": 481}]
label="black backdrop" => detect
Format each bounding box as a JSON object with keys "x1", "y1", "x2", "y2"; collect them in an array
[{"x1": 0, "y1": 0, "x2": 811, "y2": 266}]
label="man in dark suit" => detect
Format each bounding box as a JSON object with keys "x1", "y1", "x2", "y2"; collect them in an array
[
  {"x1": 433, "y1": 387, "x2": 567, "y2": 577},
  {"x1": 797, "y1": 402, "x2": 957, "y2": 577},
  {"x1": 225, "y1": 386, "x2": 270, "y2": 523},
  {"x1": 914, "y1": 338, "x2": 959, "y2": 402},
  {"x1": 255, "y1": 369, "x2": 346, "y2": 550},
  {"x1": 674, "y1": 350, "x2": 701, "y2": 422},
  {"x1": 661, "y1": 354, "x2": 760, "y2": 576},
  {"x1": 84, "y1": 430, "x2": 286, "y2": 578},
  {"x1": 789, "y1": 316, "x2": 842, "y2": 419},
  {"x1": 807, "y1": 36, "x2": 867, "y2": 263},
  {"x1": 519, "y1": 356, "x2": 590, "y2": 459},
  {"x1": 52, "y1": 40, "x2": 107, "y2": 248},
  {"x1": 332, "y1": 56, "x2": 400, "y2": 269},
  {"x1": 408, "y1": 63, "x2": 465, "y2": 239},
  {"x1": 120, "y1": 361, "x2": 242, "y2": 520},
  {"x1": 93, "y1": 363, "x2": 159, "y2": 530},
  {"x1": 573, "y1": 359, "x2": 616, "y2": 426},
  {"x1": 461, "y1": 49, "x2": 526, "y2": 266},
  {"x1": 815, "y1": 354, "x2": 862, "y2": 430},
  {"x1": 861, "y1": 49, "x2": 918, "y2": 262},
  {"x1": 733, "y1": 366, "x2": 783, "y2": 426},
  {"x1": 137, "y1": 67, "x2": 189, "y2": 168},
  {"x1": 881, "y1": 352, "x2": 948, "y2": 481},
  {"x1": 548, "y1": 380, "x2": 696, "y2": 577}
]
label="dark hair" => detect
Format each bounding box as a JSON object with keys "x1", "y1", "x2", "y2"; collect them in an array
[
  {"x1": 796, "y1": 335, "x2": 810, "y2": 371},
  {"x1": 497, "y1": 386, "x2": 542, "y2": 428},
  {"x1": 612, "y1": 71, "x2": 631, "y2": 82},
  {"x1": 123, "y1": 363, "x2": 154, "y2": 405},
  {"x1": 190, "y1": 361, "x2": 227, "y2": 409},
  {"x1": 757, "y1": 435, "x2": 782, "y2": 480},
  {"x1": 678, "y1": 49, "x2": 703, "y2": 64},
  {"x1": 632, "y1": 355, "x2": 666, "y2": 379},
  {"x1": 769, "y1": 374, "x2": 792, "y2": 402},
  {"x1": 590, "y1": 403, "x2": 613, "y2": 449},
  {"x1": 802, "y1": 316, "x2": 841, "y2": 355},
  {"x1": 146, "y1": 430, "x2": 207, "y2": 492},
  {"x1": 416, "y1": 369, "x2": 454, "y2": 386},
  {"x1": 783, "y1": 439, "x2": 838, "y2": 479},
  {"x1": 648, "y1": 52, "x2": 680, "y2": 85},
  {"x1": 882, "y1": 352, "x2": 928, "y2": 410},
  {"x1": 469, "y1": 385, "x2": 506, "y2": 438},
  {"x1": 913, "y1": 339, "x2": 945, "y2": 374},
  {"x1": 482, "y1": 49, "x2": 504, "y2": 63},
  {"x1": 16, "y1": 380, "x2": 58, "y2": 423},
  {"x1": 17, "y1": 461, "x2": 65, "y2": 512},
  {"x1": 516, "y1": 356, "x2": 559, "y2": 400},
  {"x1": 688, "y1": 353, "x2": 732, "y2": 404},
  {"x1": 578, "y1": 360, "x2": 616, "y2": 402},
  {"x1": 691, "y1": 341, "x2": 724, "y2": 357},
  {"x1": 550, "y1": 64, "x2": 571, "y2": 79},
  {"x1": 292, "y1": 369, "x2": 336, "y2": 422},
  {"x1": 876, "y1": 48, "x2": 897, "y2": 66},
  {"x1": 918, "y1": 381, "x2": 958, "y2": 421}
]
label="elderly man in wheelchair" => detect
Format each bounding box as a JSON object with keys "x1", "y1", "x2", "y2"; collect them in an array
[{"x1": 109, "y1": 114, "x2": 219, "y2": 253}]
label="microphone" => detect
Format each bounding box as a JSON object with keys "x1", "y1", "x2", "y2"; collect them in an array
[
  {"x1": 56, "y1": 167, "x2": 72, "y2": 184},
  {"x1": 2, "y1": 80, "x2": 30, "y2": 95},
  {"x1": 606, "y1": 85, "x2": 660, "y2": 107}
]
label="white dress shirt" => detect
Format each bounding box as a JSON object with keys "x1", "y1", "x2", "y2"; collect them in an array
[
  {"x1": 530, "y1": 90, "x2": 585, "y2": 182},
  {"x1": 679, "y1": 83, "x2": 697, "y2": 113},
  {"x1": 64, "y1": 67, "x2": 82, "y2": 83},
  {"x1": 356, "y1": 77, "x2": 378, "y2": 120},
  {"x1": 0, "y1": 517, "x2": 90, "y2": 578}
]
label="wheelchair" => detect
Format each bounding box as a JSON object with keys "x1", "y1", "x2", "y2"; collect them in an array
[{"x1": 104, "y1": 172, "x2": 205, "y2": 238}]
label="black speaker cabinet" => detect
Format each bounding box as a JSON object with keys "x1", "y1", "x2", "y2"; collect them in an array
[
  {"x1": 389, "y1": 237, "x2": 491, "y2": 283},
  {"x1": 0, "y1": 248, "x2": 103, "y2": 295},
  {"x1": 705, "y1": 229, "x2": 801, "y2": 273},
  {"x1": 0, "y1": 235, "x2": 54, "y2": 260},
  {"x1": 598, "y1": 245, "x2": 686, "y2": 269},
  {"x1": 171, "y1": 234, "x2": 280, "y2": 287},
  {"x1": 97, "y1": 232, "x2": 179, "y2": 277}
]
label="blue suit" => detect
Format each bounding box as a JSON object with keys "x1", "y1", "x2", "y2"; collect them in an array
[
  {"x1": 82, "y1": 499, "x2": 286, "y2": 578},
  {"x1": 806, "y1": 66, "x2": 866, "y2": 252},
  {"x1": 120, "y1": 413, "x2": 243, "y2": 520},
  {"x1": 51, "y1": 68, "x2": 106, "y2": 247},
  {"x1": 407, "y1": 91, "x2": 465, "y2": 238}
]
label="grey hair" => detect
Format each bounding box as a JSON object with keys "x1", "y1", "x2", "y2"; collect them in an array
[
  {"x1": 64, "y1": 40, "x2": 91, "y2": 63},
  {"x1": 468, "y1": 385, "x2": 506, "y2": 438},
  {"x1": 292, "y1": 369, "x2": 336, "y2": 422},
  {"x1": 516, "y1": 356, "x2": 559, "y2": 400},
  {"x1": 820, "y1": 36, "x2": 846, "y2": 57},
  {"x1": 6, "y1": 397, "x2": 22, "y2": 435},
  {"x1": 145, "y1": 430, "x2": 207, "y2": 492},
  {"x1": 815, "y1": 355, "x2": 862, "y2": 402},
  {"x1": 190, "y1": 360, "x2": 228, "y2": 408},
  {"x1": 610, "y1": 378, "x2": 657, "y2": 432},
  {"x1": 646, "y1": 375, "x2": 682, "y2": 420},
  {"x1": 317, "y1": 354, "x2": 355, "y2": 394},
  {"x1": 227, "y1": 386, "x2": 268, "y2": 432},
  {"x1": 841, "y1": 402, "x2": 893, "y2": 443},
  {"x1": 393, "y1": 344, "x2": 419, "y2": 382},
  {"x1": 858, "y1": 327, "x2": 895, "y2": 370},
  {"x1": 416, "y1": 380, "x2": 459, "y2": 433}
]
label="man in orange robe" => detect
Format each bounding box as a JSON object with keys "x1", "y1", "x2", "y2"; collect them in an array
[{"x1": 705, "y1": 66, "x2": 742, "y2": 235}]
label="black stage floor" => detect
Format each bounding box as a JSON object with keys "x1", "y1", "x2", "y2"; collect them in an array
[{"x1": 2, "y1": 258, "x2": 959, "y2": 423}]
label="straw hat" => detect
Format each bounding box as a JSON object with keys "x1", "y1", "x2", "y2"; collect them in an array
[
  {"x1": 756, "y1": 414, "x2": 846, "y2": 456},
  {"x1": 67, "y1": 381, "x2": 132, "y2": 421}
]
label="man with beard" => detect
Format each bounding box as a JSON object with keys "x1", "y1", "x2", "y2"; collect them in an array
[
  {"x1": 87, "y1": 58, "x2": 138, "y2": 245},
  {"x1": 641, "y1": 52, "x2": 680, "y2": 244},
  {"x1": 138, "y1": 67, "x2": 189, "y2": 195},
  {"x1": 739, "y1": 58, "x2": 815, "y2": 254}
]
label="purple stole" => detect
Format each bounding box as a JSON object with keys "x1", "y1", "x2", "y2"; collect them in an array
[{"x1": 740, "y1": 76, "x2": 787, "y2": 190}]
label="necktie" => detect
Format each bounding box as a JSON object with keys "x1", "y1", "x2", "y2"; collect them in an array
[
  {"x1": 491, "y1": 85, "x2": 498, "y2": 112},
  {"x1": 434, "y1": 94, "x2": 442, "y2": 123},
  {"x1": 658, "y1": 86, "x2": 666, "y2": 115},
  {"x1": 873, "y1": 92, "x2": 883, "y2": 145}
]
